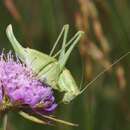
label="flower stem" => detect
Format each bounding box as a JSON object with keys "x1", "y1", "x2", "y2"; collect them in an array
[{"x1": 3, "y1": 114, "x2": 8, "y2": 130}]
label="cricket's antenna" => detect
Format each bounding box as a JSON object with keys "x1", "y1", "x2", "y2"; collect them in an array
[
  {"x1": 79, "y1": 58, "x2": 85, "y2": 89},
  {"x1": 80, "y1": 52, "x2": 130, "y2": 94}
]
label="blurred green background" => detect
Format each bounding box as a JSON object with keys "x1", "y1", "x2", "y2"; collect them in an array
[{"x1": 0, "y1": 0, "x2": 130, "y2": 130}]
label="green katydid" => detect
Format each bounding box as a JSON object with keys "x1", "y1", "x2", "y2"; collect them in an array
[
  {"x1": 6, "y1": 24, "x2": 130, "y2": 103},
  {"x1": 5, "y1": 24, "x2": 130, "y2": 126},
  {"x1": 6, "y1": 24, "x2": 83, "y2": 104}
]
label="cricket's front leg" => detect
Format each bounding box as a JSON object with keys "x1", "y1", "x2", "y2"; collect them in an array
[{"x1": 19, "y1": 111, "x2": 48, "y2": 125}]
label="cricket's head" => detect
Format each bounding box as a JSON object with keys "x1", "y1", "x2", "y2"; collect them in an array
[
  {"x1": 62, "y1": 91, "x2": 80, "y2": 104},
  {"x1": 58, "y1": 69, "x2": 81, "y2": 103}
]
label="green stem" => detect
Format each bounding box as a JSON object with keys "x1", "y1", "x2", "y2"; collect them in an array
[{"x1": 3, "y1": 114, "x2": 8, "y2": 130}]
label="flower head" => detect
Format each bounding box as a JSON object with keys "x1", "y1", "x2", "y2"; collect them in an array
[
  {"x1": 0, "y1": 83, "x2": 2, "y2": 103},
  {"x1": 0, "y1": 51, "x2": 57, "y2": 112}
]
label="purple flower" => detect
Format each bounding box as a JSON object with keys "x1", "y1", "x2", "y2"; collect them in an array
[
  {"x1": 0, "y1": 51, "x2": 57, "y2": 112},
  {"x1": 0, "y1": 82, "x2": 2, "y2": 103}
]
